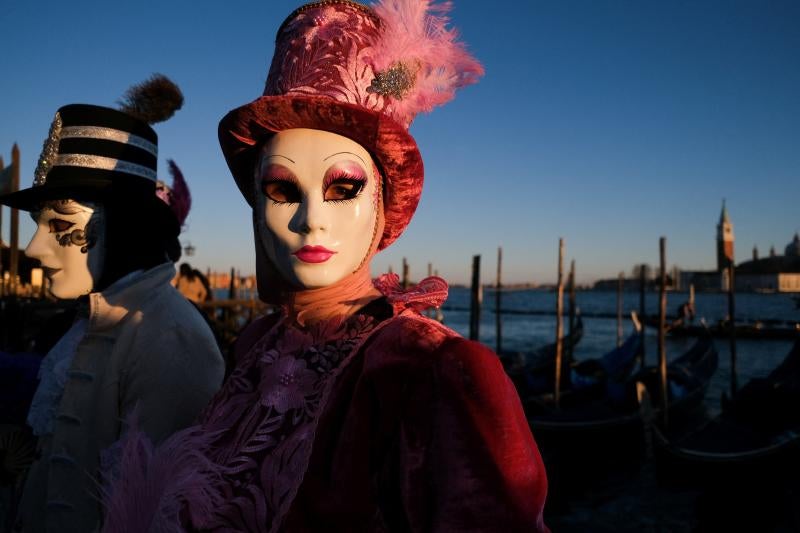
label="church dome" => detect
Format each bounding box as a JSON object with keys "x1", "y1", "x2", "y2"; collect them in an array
[{"x1": 786, "y1": 233, "x2": 800, "y2": 257}]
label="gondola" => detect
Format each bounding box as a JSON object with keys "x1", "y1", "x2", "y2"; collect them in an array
[
  {"x1": 643, "y1": 315, "x2": 800, "y2": 341},
  {"x1": 651, "y1": 338, "x2": 800, "y2": 488},
  {"x1": 499, "y1": 314, "x2": 584, "y2": 396},
  {"x1": 522, "y1": 318, "x2": 645, "y2": 501},
  {"x1": 647, "y1": 339, "x2": 800, "y2": 530},
  {"x1": 524, "y1": 318, "x2": 718, "y2": 423},
  {"x1": 632, "y1": 330, "x2": 718, "y2": 426},
  {"x1": 527, "y1": 327, "x2": 718, "y2": 505}
]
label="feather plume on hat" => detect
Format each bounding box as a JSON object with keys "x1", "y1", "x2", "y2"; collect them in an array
[
  {"x1": 155, "y1": 160, "x2": 192, "y2": 228},
  {"x1": 118, "y1": 74, "x2": 184, "y2": 125},
  {"x1": 366, "y1": 0, "x2": 484, "y2": 127}
]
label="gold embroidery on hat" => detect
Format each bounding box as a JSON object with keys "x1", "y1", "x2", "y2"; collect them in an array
[
  {"x1": 367, "y1": 61, "x2": 417, "y2": 100},
  {"x1": 34, "y1": 112, "x2": 63, "y2": 186}
]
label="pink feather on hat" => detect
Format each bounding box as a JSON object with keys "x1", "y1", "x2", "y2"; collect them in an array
[{"x1": 366, "y1": 0, "x2": 484, "y2": 127}]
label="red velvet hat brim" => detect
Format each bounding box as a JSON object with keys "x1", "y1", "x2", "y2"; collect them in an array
[{"x1": 218, "y1": 94, "x2": 423, "y2": 250}]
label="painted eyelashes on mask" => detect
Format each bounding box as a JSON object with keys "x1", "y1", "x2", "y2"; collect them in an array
[
  {"x1": 260, "y1": 163, "x2": 367, "y2": 205},
  {"x1": 321, "y1": 162, "x2": 366, "y2": 203}
]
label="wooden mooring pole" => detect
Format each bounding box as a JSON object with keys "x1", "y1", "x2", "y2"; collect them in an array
[
  {"x1": 9, "y1": 145, "x2": 20, "y2": 295},
  {"x1": 0, "y1": 156, "x2": 4, "y2": 297},
  {"x1": 658, "y1": 237, "x2": 668, "y2": 427},
  {"x1": 554, "y1": 238, "x2": 565, "y2": 409},
  {"x1": 639, "y1": 264, "x2": 647, "y2": 366},
  {"x1": 617, "y1": 271, "x2": 624, "y2": 347},
  {"x1": 469, "y1": 255, "x2": 482, "y2": 341},
  {"x1": 228, "y1": 267, "x2": 236, "y2": 299},
  {"x1": 495, "y1": 247, "x2": 503, "y2": 354},
  {"x1": 567, "y1": 260, "x2": 576, "y2": 362},
  {"x1": 728, "y1": 264, "x2": 738, "y2": 397},
  {"x1": 402, "y1": 257, "x2": 409, "y2": 290}
]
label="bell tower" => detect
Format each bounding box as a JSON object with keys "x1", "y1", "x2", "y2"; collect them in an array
[{"x1": 717, "y1": 199, "x2": 734, "y2": 272}]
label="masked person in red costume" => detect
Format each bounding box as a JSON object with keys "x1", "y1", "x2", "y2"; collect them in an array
[{"x1": 101, "y1": 2, "x2": 549, "y2": 531}]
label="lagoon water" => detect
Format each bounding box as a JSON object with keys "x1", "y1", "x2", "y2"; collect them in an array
[
  {"x1": 217, "y1": 286, "x2": 799, "y2": 413},
  {"x1": 441, "y1": 288, "x2": 800, "y2": 413}
]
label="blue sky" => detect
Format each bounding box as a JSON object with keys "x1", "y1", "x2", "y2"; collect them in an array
[{"x1": 1, "y1": 0, "x2": 798, "y2": 284}]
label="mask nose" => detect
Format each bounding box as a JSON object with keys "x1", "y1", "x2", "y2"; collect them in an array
[
  {"x1": 24, "y1": 225, "x2": 53, "y2": 262},
  {"x1": 293, "y1": 194, "x2": 329, "y2": 235}
]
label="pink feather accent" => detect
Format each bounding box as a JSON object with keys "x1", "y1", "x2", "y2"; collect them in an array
[
  {"x1": 99, "y1": 409, "x2": 224, "y2": 533},
  {"x1": 367, "y1": 0, "x2": 484, "y2": 126},
  {"x1": 166, "y1": 159, "x2": 191, "y2": 227}
]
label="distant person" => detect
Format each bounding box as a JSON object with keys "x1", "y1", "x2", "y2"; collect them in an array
[
  {"x1": 195, "y1": 267, "x2": 213, "y2": 301},
  {"x1": 673, "y1": 300, "x2": 696, "y2": 328},
  {"x1": 175, "y1": 262, "x2": 209, "y2": 303},
  {"x1": 0, "y1": 76, "x2": 225, "y2": 532}
]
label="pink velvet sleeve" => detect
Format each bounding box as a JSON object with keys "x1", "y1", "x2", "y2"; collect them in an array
[{"x1": 401, "y1": 337, "x2": 549, "y2": 532}]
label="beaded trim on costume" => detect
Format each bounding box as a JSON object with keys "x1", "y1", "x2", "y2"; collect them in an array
[
  {"x1": 276, "y1": 0, "x2": 379, "y2": 38},
  {"x1": 34, "y1": 112, "x2": 63, "y2": 186}
]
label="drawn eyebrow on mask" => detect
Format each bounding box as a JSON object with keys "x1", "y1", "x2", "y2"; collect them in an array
[
  {"x1": 322, "y1": 151, "x2": 367, "y2": 165},
  {"x1": 266, "y1": 154, "x2": 296, "y2": 164}
]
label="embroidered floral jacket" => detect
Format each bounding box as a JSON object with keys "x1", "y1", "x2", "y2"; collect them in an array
[{"x1": 101, "y1": 276, "x2": 549, "y2": 532}]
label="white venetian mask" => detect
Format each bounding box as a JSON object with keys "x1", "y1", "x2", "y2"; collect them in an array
[
  {"x1": 25, "y1": 199, "x2": 105, "y2": 299},
  {"x1": 254, "y1": 128, "x2": 380, "y2": 289}
]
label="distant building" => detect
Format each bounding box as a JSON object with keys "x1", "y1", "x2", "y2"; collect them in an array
[
  {"x1": 717, "y1": 199, "x2": 734, "y2": 272},
  {"x1": 593, "y1": 203, "x2": 800, "y2": 293},
  {"x1": 680, "y1": 201, "x2": 734, "y2": 291},
  {"x1": 735, "y1": 232, "x2": 800, "y2": 292},
  {"x1": 680, "y1": 202, "x2": 800, "y2": 292},
  {"x1": 678, "y1": 203, "x2": 800, "y2": 293},
  {"x1": 0, "y1": 242, "x2": 40, "y2": 285}
]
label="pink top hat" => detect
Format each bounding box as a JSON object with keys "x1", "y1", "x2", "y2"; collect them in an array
[{"x1": 218, "y1": 0, "x2": 483, "y2": 249}]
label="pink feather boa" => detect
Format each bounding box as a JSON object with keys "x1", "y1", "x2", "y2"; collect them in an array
[{"x1": 99, "y1": 408, "x2": 224, "y2": 533}]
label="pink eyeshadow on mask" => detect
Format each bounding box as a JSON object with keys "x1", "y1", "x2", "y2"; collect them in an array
[
  {"x1": 322, "y1": 161, "x2": 367, "y2": 192},
  {"x1": 260, "y1": 164, "x2": 299, "y2": 196},
  {"x1": 260, "y1": 163, "x2": 298, "y2": 183}
]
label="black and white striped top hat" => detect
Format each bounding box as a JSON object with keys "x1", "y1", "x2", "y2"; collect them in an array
[
  {"x1": 0, "y1": 75, "x2": 182, "y2": 211},
  {"x1": 0, "y1": 105, "x2": 159, "y2": 210}
]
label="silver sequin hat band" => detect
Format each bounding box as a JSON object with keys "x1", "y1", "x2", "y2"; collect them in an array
[
  {"x1": 60, "y1": 126, "x2": 158, "y2": 158},
  {"x1": 53, "y1": 154, "x2": 157, "y2": 182}
]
